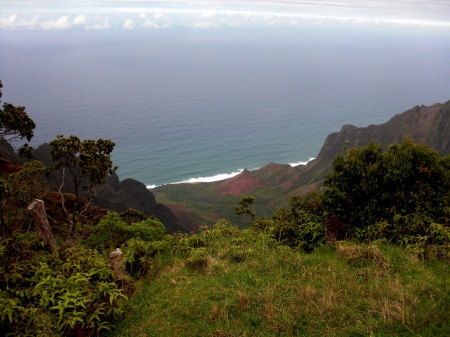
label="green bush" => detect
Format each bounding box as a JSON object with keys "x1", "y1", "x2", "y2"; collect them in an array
[
  {"x1": 0, "y1": 236, "x2": 127, "y2": 336},
  {"x1": 121, "y1": 237, "x2": 170, "y2": 276},
  {"x1": 323, "y1": 140, "x2": 450, "y2": 232},
  {"x1": 251, "y1": 193, "x2": 326, "y2": 252},
  {"x1": 186, "y1": 247, "x2": 210, "y2": 270},
  {"x1": 86, "y1": 212, "x2": 166, "y2": 250},
  {"x1": 222, "y1": 245, "x2": 254, "y2": 262}
]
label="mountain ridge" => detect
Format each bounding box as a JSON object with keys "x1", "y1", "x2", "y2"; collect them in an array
[{"x1": 153, "y1": 100, "x2": 450, "y2": 230}]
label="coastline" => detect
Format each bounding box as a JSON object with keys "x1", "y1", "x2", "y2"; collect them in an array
[{"x1": 147, "y1": 157, "x2": 315, "y2": 189}]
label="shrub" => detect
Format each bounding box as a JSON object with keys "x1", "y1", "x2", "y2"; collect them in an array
[
  {"x1": 121, "y1": 237, "x2": 170, "y2": 277},
  {"x1": 186, "y1": 248, "x2": 210, "y2": 270},
  {"x1": 251, "y1": 194, "x2": 326, "y2": 252},
  {"x1": 323, "y1": 140, "x2": 450, "y2": 232},
  {"x1": 86, "y1": 212, "x2": 166, "y2": 250},
  {"x1": 0, "y1": 237, "x2": 127, "y2": 336},
  {"x1": 222, "y1": 245, "x2": 254, "y2": 262}
]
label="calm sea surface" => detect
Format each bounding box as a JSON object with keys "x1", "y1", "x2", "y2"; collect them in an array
[{"x1": 1, "y1": 27, "x2": 449, "y2": 187}]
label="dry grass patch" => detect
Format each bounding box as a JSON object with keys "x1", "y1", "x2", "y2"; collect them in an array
[
  {"x1": 237, "y1": 291, "x2": 250, "y2": 310},
  {"x1": 336, "y1": 241, "x2": 390, "y2": 269}
]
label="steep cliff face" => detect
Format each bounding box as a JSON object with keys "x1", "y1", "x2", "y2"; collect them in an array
[
  {"x1": 294, "y1": 101, "x2": 450, "y2": 187},
  {"x1": 317, "y1": 102, "x2": 449, "y2": 160},
  {"x1": 153, "y1": 100, "x2": 450, "y2": 229}
]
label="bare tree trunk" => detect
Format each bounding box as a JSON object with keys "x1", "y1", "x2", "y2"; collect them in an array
[
  {"x1": 28, "y1": 199, "x2": 57, "y2": 256},
  {"x1": 58, "y1": 167, "x2": 77, "y2": 237}
]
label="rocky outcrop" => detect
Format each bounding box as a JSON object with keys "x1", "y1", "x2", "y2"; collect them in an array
[
  {"x1": 93, "y1": 174, "x2": 187, "y2": 233},
  {"x1": 293, "y1": 100, "x2": 450, "y2": 186}
]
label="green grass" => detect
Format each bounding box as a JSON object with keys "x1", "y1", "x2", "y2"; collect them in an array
[{"x1": 108, "y1": 227, "x2": 450, "y2": 337}]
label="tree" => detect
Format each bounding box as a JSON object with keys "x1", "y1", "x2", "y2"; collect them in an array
[
  {"x1": 235, "y1": 195, "x2": 257, "y2": 223},
  {"x1": 323, "y1": 142, "x2": 385, "y2": 228},
  {"x1": 0, "y1": 80, "x2": 36, "y2": 156},
  {"x1": 323, "y1": 139, "x2": 450, "y2": 234},
  {"x1": 0, "y1": 81, "x2": 39, "y2": 237},
  {"x1": 50, "y1": 135, "x2": 117, "y2": 236}
]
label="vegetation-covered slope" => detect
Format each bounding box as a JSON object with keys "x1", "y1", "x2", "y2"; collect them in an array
[
  {"x1": 108, "y1": 224, "x2": 450, "y2": 337},
  {"x1": 154, "y1": 101, "x2": 450, "y2": 230},
  {"x1": 0, "y1": 79, "x2": 448, "y2": 337}
]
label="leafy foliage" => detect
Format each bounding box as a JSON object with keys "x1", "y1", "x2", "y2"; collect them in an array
[
  {"x1": 0, "y1": 81, "x2": 35, "y2": 143},
  {"x1": 235, "y1": 195, "x2": 257, "y2": 223},
  {"x1": 0, "y1": 235, "x2": 127, "y2": 336},
  {"x1": 324, "y1": 139, "x2": 450, "y2": 231},
  {"x1": 50, "y1": 135, "x2": 117, "y2": 199},
  {"x1": 49, "y1": 135, "x2": 117, "y2": 236},
  {"x1": 0, "y1": 161, "x2": 48, "y2": 237},
  {"x1": 86, "y1": 212, "x2": 166, "y2": 251},
  {"x1": 0, "y1": 80, "x2": 36, "y2": 157},
  {"x1": 250, "y1": 192, "x2": 326, "y2": 252},
  {"x1": 119, "y1": 208, "x2": 146, "y2": 225}
]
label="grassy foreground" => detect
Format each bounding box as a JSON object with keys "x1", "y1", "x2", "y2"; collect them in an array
[{"x1": 108, "y1": 226, "x2": 449, "y2": 337}]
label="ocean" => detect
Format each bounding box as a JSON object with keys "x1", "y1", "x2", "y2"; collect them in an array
[{"x1": 1, "y1": 26, "x2": 449, "y2": 187}]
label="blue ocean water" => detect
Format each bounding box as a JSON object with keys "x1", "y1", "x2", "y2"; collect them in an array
[{"x1": 1, "y1": 27, "x2": 449, "y2": 187}]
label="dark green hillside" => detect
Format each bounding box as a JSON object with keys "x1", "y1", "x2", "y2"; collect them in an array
[{"x1": 154, "y1": 101, "x2": 450, "y2": 230}]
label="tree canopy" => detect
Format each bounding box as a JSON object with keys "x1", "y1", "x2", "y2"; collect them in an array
[
  {"x1": 0, "y1": 80, "x2": 36, "y2": 144},
  {"x1": 323, "y1": 139, "x2": 450, "y2": 231},
  {"x1": 50, "y1": 135, "x2": 117, "y2": 199}
]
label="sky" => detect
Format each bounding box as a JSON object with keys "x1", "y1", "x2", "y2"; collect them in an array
[{"x1": 1, "y1": 0, "x2": 450, "y2": 30}]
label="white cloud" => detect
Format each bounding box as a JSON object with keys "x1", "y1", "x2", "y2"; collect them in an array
[
  {"x1": 200, "y1": 9, "x2": 217, "y2": 19},
  {"x1": 40, "y1": 16, "x2": 71, "y2": 30},
  {"x1": 91, "y1": 20, "x2": 111, "y2": 30},
  {"x1": 73, "y1": 14, "x2": 87, "y2": 25},
  {"x1": 1, "y1": 1, "x2": 450, "y2": 30},
  {"x1": 188, "y1": 21, "x2": 217, "y2": 29},
  {"x1": 0, "y1": 13, "x2": 41, "y2": 29},
  {"x1": 143, "y1": 20, "x2": 160, "y2": 29},
  {"x1": 154, "y1": 11, "x2": 165, "y2": 19},
  {"x1": 0, "y1": 13, "x2": 17, "y2": 28},
  {"x1": 123, "y1": 19, "x2": 135, "y2": 29}
]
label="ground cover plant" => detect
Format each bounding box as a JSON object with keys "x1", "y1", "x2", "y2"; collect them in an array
[
  {"x1": 0, "y1": 234, "x2": 128, "y2": 336},
  {"x1": 108, "y1": 223, "x2": 449, "y2": 337}
]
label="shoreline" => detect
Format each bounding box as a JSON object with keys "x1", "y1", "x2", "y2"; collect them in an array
[{"x1": 147, "y1": 157, "x2": 315, "y2": 190}]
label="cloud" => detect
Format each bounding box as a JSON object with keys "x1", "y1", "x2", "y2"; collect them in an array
[
  {"x1": 73, "y1": 14, "x2": 87, "y2": 25},
  {"x1": 188, "y1": 21, "x2": 218, "y2": 29},
  {"x1": 200, "y1": 9, "x2": 217, "y2": 19},
  {"x1": 123, "y1": 19, "x2": 135, "y2": 29},
  {"x1": 91, "y1": 20, "x2": 111, "y2": 30},
  {"x1": 143, "y1": 20, "x2": 161, "y2": 29},
  {"x1": 154, "y1": 11, "x2": 166, "y2": 19},
  {"x1": 0, "y1": 13, "x2": 17, "y2": 28},
  {"x1": 40, "y1": 16, "x2": 71, "y2": 30},
  {"x1": 0, "y1": 13, "x2": 41, "y2": 29},
  {"x1": 1, "y1": 1, "x2": 450, "y2": 30}
]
